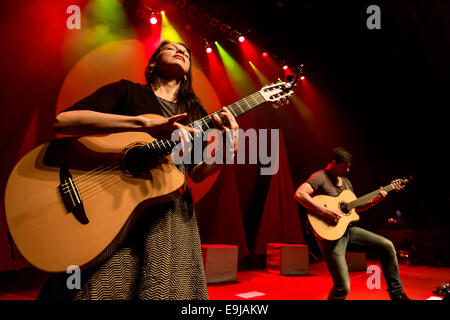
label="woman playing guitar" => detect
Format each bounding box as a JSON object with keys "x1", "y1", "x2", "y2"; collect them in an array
[{"x1": 38, "y1": 41, "x2": 239, "y2": 300}]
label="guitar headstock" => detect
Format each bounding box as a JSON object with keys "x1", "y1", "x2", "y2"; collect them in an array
[
  {"x1": 391, "y1": 178, "x2": 409, "y2": 191},
  {"x1": 259, "y1": 82, "x2": 294, "y2": 108},
  {"x1": 259, "y1": 65, "x2": 304, "y2": 109}
]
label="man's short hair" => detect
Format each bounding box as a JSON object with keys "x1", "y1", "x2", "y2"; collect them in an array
[{"x1": 331, "y1": 147, "x2": 352, "y2": 164}]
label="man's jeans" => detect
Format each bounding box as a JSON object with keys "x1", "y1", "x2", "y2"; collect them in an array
[{"x1": 317, "y1": 225, "x2": 403, "y2": 300}]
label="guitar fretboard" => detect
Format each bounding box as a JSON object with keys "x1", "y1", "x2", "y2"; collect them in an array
[
  {"x1": 347, "y1": 184, "x2": 395, "y2": 210},
  {"x1": 144, "y1": 91, "x2": 266, "y2": 158}
]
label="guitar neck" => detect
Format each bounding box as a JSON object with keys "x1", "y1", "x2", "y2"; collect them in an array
[
  {"x1": 347, "y1": 184, "x2": 396, "y2": 210},
  {"x1": 189, "y1": 91, "x2": 266, "y2": 131},
  {"x1": 144, "y1": 91, "x2": 266, "y2": 157}
]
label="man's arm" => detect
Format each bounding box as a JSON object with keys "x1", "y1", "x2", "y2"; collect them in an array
[{"x1": 294, "y1": 182, "x2": 343, "y2": 224}]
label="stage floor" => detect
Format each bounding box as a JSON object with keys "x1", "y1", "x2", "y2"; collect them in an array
[
  {"x1": 208, "y1": 260, "x2": 449, "y2": 300},
  {"x1": 0, "y1": 260, "x2": 449, "y2": 300}
]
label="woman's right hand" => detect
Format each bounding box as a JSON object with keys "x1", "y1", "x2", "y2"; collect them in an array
[{"x1": 143, "y1": 113, "x2": 196, "y2": 140}]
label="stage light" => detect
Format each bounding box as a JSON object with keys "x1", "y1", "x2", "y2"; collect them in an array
[
  {"x1": 150, "y1": 16, "x2": 158, "y2": 24},
  {"x1": 262, "y1": 52, "x2": 268, "y2": 58},
  {"x1": 238, "y1": 36, "x2": 245, "y2": 42},
  {"x1": 398, "y1": 250, "x2": 412, "y2": 264},
  {"x1": 249, "y1": 61, "x2": 271, "y2": 86},
  {"x1": 387, "y1": 218, "x2": 398, "y2": 223},
  {"x1": 161, "y1": 10, "x2": 184, "y2": 43},
  {"x1": 203, "y1": 39, "x2": 213, "y2": 54},
  {"x1": 160, "y1": 10, "x2": 165, "y2": 15},
  {"x1": 215, "y1": 41, "x2": 257, "y2": 97},
  {"x1": 282, "y1": 65, "x2": 288, "y2": 70},
  {"x1": 300, "y1": 75, "x2": 305, "y2": 80}
]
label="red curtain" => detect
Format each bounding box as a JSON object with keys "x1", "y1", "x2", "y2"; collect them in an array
[
  {"x1": 194, "y1": 165, "x2": 250, "y2": 259},
  {"x1": 253, "y1": 132, "x2": 305, "y2": 254}
]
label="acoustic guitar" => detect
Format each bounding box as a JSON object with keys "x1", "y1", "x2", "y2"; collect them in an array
[
  {"x1": 307, "y1": 178, "x2": 409, "y2": 240},
  {"x1": 5, "y1": 81, "x2": 295, "y2": 273}
]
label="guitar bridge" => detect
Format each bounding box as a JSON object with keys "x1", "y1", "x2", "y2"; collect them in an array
[{"x1": 58, "y1": 163, "x2": 89, "y2": 224}]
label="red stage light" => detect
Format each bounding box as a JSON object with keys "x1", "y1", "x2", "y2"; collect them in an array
[
  {"x1": 262, "y1": 52, "x2": 268, "y2": 58},
  {"x1": 206, "y1": 47, "x2": 212, "y2": 54},
  {"x1": 238, "y1": 36, "x2": 245, "y2": 42},
  {"x1": 300, "y1": 75, "x2": 305, "y2": 80},
  {"x1": 150, "y1": 16, "x2": 158, "y2": 25},
  {"x1": 282, "y1": 65, "x2": 288, "y2": 70}
]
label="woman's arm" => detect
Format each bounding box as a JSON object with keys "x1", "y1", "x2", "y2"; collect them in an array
[
  {"x1": 188, "y1": 161, "x2": 222, "y2": 183},
  {"x1": 54, "y1": 110, "x2": 194, "y2": 139},
  {"x1": 54, "y1": 110, "x2": 150, "y2": 135}
]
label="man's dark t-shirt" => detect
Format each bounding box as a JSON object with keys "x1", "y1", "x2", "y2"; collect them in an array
[{"x1": 306, "y1": 169, "x2": 354, "y2": 197}]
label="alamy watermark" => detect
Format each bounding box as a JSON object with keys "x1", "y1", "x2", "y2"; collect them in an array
[
  {"x1": 366, "y1": 264, "x2": 381, "y2": 290},
  {"x1": 366, "y1": 5, "x2": 381, "y2": 30},
  {"x1": 66, "y1": 5, "x2": 81, "y2": 30},
  {"x1": 66, "y1": 265, "x2": 81, "y2": 290},
  {"x1": 171, "y1": 128, "x2": 280, "y2": 175},
  {"x1": 67, "y1": 4, "x2": 382, "y2": 31}
]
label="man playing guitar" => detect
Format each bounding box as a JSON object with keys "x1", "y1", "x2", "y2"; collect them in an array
[{"x1": 294, "y1": 147, "x2": 409, "y2": 300}]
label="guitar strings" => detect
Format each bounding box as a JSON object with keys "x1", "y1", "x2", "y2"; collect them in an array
[
  {"x1": 59, "y1": 170, "x2": 125, "y2": 200},
  {"x1": 64, "y1": 170, "x2": 120, "y2": 196},
  {"x1": 60, "y1": 165, "x2": 120, "y2": 194},
  {"x1": 79, "y1": 174, "x2": 127, "y2": 201},
  {"x1": 68, "y1": 164, "x2": 113, "y2": 184},
  {"x1": 60, "y1": 164, "x2": 119, "y2": 192},
  {"x1": 59, "y1": 164, "x2": 121, "y2": 198},
  {"x1": 73, "y1": 164, "x2": 120, "y2": 187},
  {"x1": 75, "y1": 165, "x2": 119, "y2": 184}
]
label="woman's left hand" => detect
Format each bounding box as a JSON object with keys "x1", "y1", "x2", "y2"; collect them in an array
[{"x1": 211, "y1": 106, "x2": 239, "y2": 154}]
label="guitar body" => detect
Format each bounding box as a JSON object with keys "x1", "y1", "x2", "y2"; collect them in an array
[
  {"x1": 307, "y1": 190, "x2": 360, "y2": 241},
  {"x1": 5, "y1": 114, "x2": 185, "y2": 273}
]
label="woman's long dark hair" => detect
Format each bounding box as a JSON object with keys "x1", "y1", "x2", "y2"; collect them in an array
[{"x1": 145, "y1": 40, "x2": 205, "y2": 124}]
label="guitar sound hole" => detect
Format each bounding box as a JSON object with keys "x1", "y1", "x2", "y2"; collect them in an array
[
  {"x1": 122, "y1": 145, "x2": 156, "y2": 176},
  {"x1": 339, "y1": 202, "x2": 350, "y2": 215}
]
